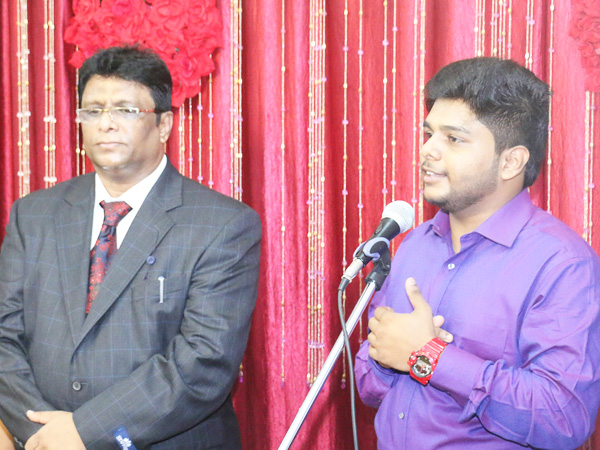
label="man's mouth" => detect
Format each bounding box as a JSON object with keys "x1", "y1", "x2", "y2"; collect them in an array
[{"x1": 421, "y1": 167, "x2": 446, "y2": 181}]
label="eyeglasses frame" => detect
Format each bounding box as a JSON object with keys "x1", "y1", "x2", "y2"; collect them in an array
[{"x1": 75, "y1": 107, "x2": 157, "y2": 124}]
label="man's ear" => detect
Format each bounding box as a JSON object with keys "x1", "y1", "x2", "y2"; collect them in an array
[
  {"x1": 158, "y1": 111, "x2": 174, "y2": 144},
  {"x1": 499, "y1": 145, "x2": 529, "y2": 181}
]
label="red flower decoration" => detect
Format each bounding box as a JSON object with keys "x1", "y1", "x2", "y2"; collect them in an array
[
  {"x1": 65, "y1": 0, "x2": 223, "y2": 107},
  {"x1": 570, "y1": 0, "x2": 600, "y2": 92}
]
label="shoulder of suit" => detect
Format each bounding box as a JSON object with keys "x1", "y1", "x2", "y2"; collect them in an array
[
  {"x1": 179, "y1": 175, "x2": 257, "y2": 213},
  {"x1": 19, "y1": 173, "x2": 93, "y2": 200},
  {"x1": 13, "y1": 174, "x2": 93, "y2": 207}
]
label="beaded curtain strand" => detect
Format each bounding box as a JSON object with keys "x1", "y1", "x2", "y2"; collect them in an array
[
  {"x1": 390, "y1": 0, "x2": 399, "y2": 207},
  {"x1": 178, "y1": 104, "x2": 186, "y2": 175},
  {"x1": 491, "y1": 1, "x2": 498, "y2": 57},
  {"x1": 546, "y1": 1, "x2": 556, "y2": 212},
  {"x1": 525, "y1": 0, "x2": 534, "y2": 70},
  {"x1": 507, "y1": 0, "x2": 513, "y2": 59},
  {"x1": 584, "y1": 92, "x2": 596, "y2": 245},
  {"x1": 340, "y1": 0, "x2": 350, "y2": 389},
  {"x1": 188, "y1": 99, "x2": 193, "y2": 177},
  {"x1": 44, "y1": 0, "x2": 57, "y2": 188},
  {"x1": 76, "y1": 70, "x2": 83, "y2": 175},
  {"x1": 208, "y1": 74, "x2": 215, "y2": 189},
  {"x1": 414, "y1": 0, "x2": 426, "y2": 225},
  {"x1": 412, "y1": 0, "x2": 421, "y2": 230},
  {"x1": 231, "y1": 3, "x2": 243, "y2": 200},
  {"x1": 17, "y1": 0, "x2": 31, "y2": 197},
  {"x1": 381, "y1": 0, "x2": 390, "y2": 209},
  {"x1": 280, "y1": 0, "x2": 286, "y2": 387},
  {"x1": 197, "y1": 82, "x2": 203, "y2": 184},
  {"x1": 355, "y1": 0, "x2": 366, "y2": 344},
  {"x1": 475, "y1": 0, "x2": 486, "y2": 57}
]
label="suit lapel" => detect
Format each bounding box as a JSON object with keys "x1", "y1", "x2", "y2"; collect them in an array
[
  {"x1": 77, "y1": 163, "x2": 183, "y2": 345},
  {"x1": 55, "y1": 175, "x2": 95, "y2": 344}
]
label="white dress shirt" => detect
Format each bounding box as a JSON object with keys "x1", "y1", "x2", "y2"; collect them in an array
[{"x1": 90, "y1": 155, "x2": 167, "y2": 249}]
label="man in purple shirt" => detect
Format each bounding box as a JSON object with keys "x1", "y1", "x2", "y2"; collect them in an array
[{"x1": 355, "y1": 57, "x2": 600, "y2": 449}]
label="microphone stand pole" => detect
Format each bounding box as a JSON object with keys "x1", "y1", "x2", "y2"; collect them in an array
[{"x1": 278, "y1": 252, "x2": 391, "y2": 450}]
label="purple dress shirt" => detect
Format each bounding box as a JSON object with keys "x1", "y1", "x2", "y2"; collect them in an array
[{"x1": 355, "y1": 190, "x2": 600, "y2": 449}]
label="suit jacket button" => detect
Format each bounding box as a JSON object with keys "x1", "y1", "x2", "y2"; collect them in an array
[{"x1": 72, "y1": 381, "x2": 82, "y2": 391}]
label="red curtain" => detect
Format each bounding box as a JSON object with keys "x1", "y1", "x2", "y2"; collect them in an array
[{"x1": 1, "y1": 1, "x2": 599, "y2": 449}]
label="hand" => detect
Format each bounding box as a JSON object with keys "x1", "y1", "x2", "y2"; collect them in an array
[
  {"x1": 368, "y1": 277, "x2": 445, "y2": 372},
  {"x1": 0, "y1": 418, "x2": 14, "y2": 450},
  {"x1": 433, "y1": 314, "x2": 454, "y2": 344},
  {"x1": 25, "y1": 411, "x2": 85, "y2": 450}
]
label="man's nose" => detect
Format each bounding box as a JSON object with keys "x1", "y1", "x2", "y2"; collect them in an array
[
  {"x1": 97, "y1": 109, "x2": 118, "y2": 130},
  {"x1": 420, "y1": 135, "x2": 442, "y2": 162}
]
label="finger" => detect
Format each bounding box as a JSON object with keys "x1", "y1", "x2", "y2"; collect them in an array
[
  {"x1": 367, "y1": 331, "x2": 377, "y2": 347},
  {"x1": 432, "y1": 315, "x2": 444, "y2": 328},
  {"x1": 405, "y1": 278, "x2": 431, "y2": 313},
  {"x1": 24, "y1": 433, "x2": 38, "y2": 450},
  {"x1": 26, "y1": 410, "x2": 51, "y2": 425},
  {"x1": 432, "y1": 315, "x2": 453, "y2": 343},
  {"x1": 436, "y1": 327, "x2": 454, "y2": 343},
  {"x1": 368, "y1": 316, "x2": 380, "y2": 333},
  {"x1": 373, "y1": 306, "x2": 392, "y2": 321},
  {"x1": 368, "y1": 345, "x2": 378, "y2": 361}
]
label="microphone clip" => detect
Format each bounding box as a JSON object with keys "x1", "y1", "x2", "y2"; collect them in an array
[
  {"x1": 364, "y1": 246, "x2": 392, "y2": 291},
  {"x1": 352, "y1": 237, "x2": 391, "y2": 262}
]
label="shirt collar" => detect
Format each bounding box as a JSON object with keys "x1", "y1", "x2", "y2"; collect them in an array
[
  {"x1": 428, "y1": 189, "x2": 538, "y2": 248},
  {"x1": 94, "y1": 155, "x2": 167, "y2": 210}
]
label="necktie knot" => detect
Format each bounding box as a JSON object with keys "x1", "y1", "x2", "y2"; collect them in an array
[{"x1": 100, "y1": 200, "x2": 132, "y2": 227}]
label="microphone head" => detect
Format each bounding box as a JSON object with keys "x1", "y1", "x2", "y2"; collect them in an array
[{"x1": 381, "y1": 201, "x2": 415, "y2": 234}]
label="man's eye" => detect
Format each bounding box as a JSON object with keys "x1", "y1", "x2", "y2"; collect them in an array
[
  {"x1": 86, "y1": 109, "x2": 102, "y2": 116},
  {"x1": 117, "y1": 108, "x2": 138, "y2": 115}
]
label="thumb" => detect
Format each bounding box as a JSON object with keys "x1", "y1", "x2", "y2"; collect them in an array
[
  {"x1": 26, "y1": 410, "x2": 52, "y2": 425},
  {"x1": 405, "y1": 277, "x2": 431, "y2": 313}
]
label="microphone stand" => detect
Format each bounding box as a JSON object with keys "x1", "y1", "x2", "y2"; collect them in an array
[{"x1": 278, "y1": 250, "x2": 392, "y2": 450}]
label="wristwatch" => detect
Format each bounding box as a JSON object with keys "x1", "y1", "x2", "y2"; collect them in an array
[{"x1": 407, "y1": 337, "x2": 447, "y2": 385}]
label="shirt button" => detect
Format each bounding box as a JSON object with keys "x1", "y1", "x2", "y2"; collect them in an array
[
  {"x1": 448, "y1": 263, "x2": 456, "y2": 270},
  {"x1": 398, "y1": 412, "x2": 405, "y2": 419},
  {"x1": 72, "y1": 381, "x2": 82, "y2": 391}
]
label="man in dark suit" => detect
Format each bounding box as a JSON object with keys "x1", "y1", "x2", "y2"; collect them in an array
[{"x1": 0, "y1": 46, "x2": 261, "y2": 450}]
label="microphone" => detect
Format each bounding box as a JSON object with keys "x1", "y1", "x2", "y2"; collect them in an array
[{"x1": 342, "y1": 201, "x2": 414, "y2": 283}]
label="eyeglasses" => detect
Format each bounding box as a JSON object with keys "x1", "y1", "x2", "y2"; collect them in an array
[{"x1": 76, "y1": 107, "x2": 156, "y2": 124}]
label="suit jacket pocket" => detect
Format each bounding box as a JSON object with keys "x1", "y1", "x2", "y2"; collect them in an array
[
  {"x1": 130, "y1": 273, "x2": 188, "y2": 326},
  {"x1": 131, "y1": 273, "x2": 188, "y2": 302}
]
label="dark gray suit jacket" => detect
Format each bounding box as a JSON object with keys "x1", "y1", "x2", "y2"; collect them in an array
[{"x1": 0, "y1": 161, "x2": 261, "y2": 449}]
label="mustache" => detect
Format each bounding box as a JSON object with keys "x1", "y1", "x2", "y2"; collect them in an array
[{"x1": 420, "y1": 164, "x2": 446, "y2": 176}]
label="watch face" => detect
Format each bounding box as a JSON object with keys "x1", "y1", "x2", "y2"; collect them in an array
[{"x1": 411, "y1": 355, "x2": 432, "y2": 378}]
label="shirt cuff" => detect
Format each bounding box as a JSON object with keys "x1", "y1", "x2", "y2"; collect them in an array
[
  {"x1": 429, "y1": 344, "x2": 486, "y2": 408},
  {"x1": 367, "y1": 356, "x2": 398, "y2": 382}
]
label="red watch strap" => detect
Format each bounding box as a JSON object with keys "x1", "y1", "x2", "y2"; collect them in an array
[{"x1": 408, "y1": 337, "x2": 448, "y2": 385}]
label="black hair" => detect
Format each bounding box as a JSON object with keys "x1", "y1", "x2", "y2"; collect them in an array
[
  {"x1": 424, "y1": 57, "x2": 550, "y2": 188},
  {"x1": 78, "y1": 45, "x2": 172, "y2": 114}
]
